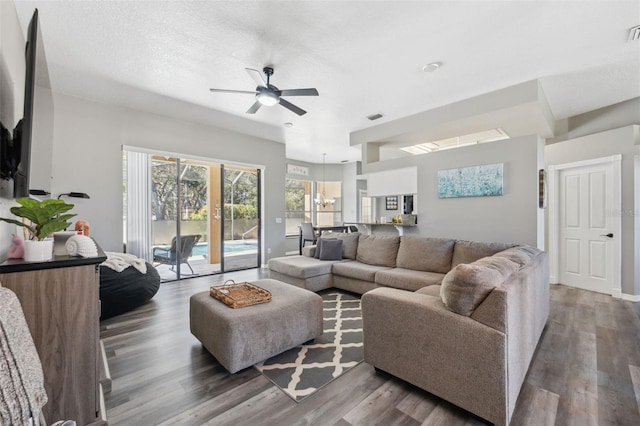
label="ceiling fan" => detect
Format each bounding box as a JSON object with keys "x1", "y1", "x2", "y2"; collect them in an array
[{"x1": 210, "y1": 67, "x2": 319, "y2": 116}]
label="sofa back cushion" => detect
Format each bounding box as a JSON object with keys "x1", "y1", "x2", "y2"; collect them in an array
[
  {"x1": 356, "y1": 234, "x2": 400, "y2": 267},
  {"x1": 440, "y1": 255, "x2": 519, "y2": 316},
  {"x1": 493, "y1": 245, "x2": 541, "y2": 267},
  {"x1": 396, "y1": 236, "x2": 455, "y2": 273},
  {"x1": 451, "y1": 240, "x2": 516, "y2": 268},
  {"x1": 334, "y1": 232, "x2": 359, "y2": 260}
]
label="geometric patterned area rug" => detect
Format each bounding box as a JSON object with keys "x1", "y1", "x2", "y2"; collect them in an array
[{"x1": 254, "y1": 291, "x2": 363, "y2": 402}]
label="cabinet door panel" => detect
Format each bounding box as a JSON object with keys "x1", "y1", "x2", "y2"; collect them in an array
[{"x1": 1, "y1": 265, "x2": 99, "y2": 425}]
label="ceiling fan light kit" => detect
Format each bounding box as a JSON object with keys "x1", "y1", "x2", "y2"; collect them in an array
[
  {"x1": 210, "y1": 66, "x2": 319, "y2": 116},
  {"x1": 256, "y1": 87, "x2": 279, "y2": 106}
]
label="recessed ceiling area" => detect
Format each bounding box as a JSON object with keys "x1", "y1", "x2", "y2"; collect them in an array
[
  {"x1": 399, "y1": 128, "x2": 509, "y2": 156},
  {"x1": 351, "y1": 80, "x2": 560, "y2": 163},
  {"x1": 12, "y1": 1, "x2": 640, "y2": 164}
]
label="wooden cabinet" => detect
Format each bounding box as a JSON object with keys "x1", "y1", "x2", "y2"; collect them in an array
[{"x1": 0, "y1": 250, "x2": 106, "y2": 425}]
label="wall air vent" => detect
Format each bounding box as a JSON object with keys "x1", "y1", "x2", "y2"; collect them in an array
[
  {"x1": 629, "y1": 25, "x2": 640, "y2": 42},
  {"x1": 366, "y1": 113, "x2": 384, "y2": 121}
]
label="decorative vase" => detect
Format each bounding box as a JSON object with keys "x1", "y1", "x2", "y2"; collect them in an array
[{"x1": 23, "y1": 239, "x2": 54, "y2": 262}]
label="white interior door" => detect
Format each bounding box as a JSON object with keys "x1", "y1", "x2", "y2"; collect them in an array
[{"x1": 557, "y1": 160, "x2": 618, "y2": 294}]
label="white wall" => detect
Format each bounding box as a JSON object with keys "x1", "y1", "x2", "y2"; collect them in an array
[
  {"x1": 342, "y1": 162, "x2": 358, "y2": 222},
  {"x1": 359, "y1": 135, "x2": 544, "y2": 247},
  {"x1": 0, "y1": 0, "x2": 25, "y2": 260},
  {"x1": 545, "y1": 125, "x2": 640, "y2": 296},
  {"x1": 49, "y1": 92, "x2": 288, "y2": 260},
  {"x1": 419, "y1": 135, "x2": 543, "y2": 246}
]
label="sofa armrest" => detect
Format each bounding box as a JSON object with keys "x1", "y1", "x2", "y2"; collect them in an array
[{"x1": 362, "y1": 287, "x2": 508, "y2": 426}]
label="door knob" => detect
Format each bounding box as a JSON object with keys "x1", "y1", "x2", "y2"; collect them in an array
[{"x1": 600, "y1": 233, "x2": 613, "y2": 238}]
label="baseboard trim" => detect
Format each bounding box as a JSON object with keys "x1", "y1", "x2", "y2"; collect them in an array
[{"x1": 621, "y1": 293, "x2": 640, "y2": 302}]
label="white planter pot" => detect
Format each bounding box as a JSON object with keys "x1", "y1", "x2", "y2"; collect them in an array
[{"x1": 23, "y1": 239, "x2": 54, "y2": 262}]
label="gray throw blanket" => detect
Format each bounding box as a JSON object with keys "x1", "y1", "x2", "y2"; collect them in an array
[{"x1": 0, "y1": 286, "x2": 47, "y2": 425}]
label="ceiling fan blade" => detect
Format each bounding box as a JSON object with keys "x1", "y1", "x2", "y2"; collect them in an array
[
  {"x1": 278, "y1": 88, "x2": 319, "y2": 97},
  {"x1": 279, "y1": 98, "x2": 307, "y2": 116},
  {"x1": 210, "y1": 88, "x2": 257, "y2": 95},
  {"x1": 246, "y1": 68, "x2": 267, "y2": 87},
  {"x1": 246, "y1": 101, "x2": 262, "y2": 114}
]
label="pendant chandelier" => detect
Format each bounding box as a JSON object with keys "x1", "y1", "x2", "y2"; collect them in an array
[{"x1": 314, "y1": 153, "x2": 335, "y2": 208}]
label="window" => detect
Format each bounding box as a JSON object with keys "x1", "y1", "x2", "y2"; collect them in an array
[
  {"x1": 315, "y1": 181, "x2": 342, "y2": 226},
  {"x1": 285, "y1": 179, "x2": 312, "y2": 235}
]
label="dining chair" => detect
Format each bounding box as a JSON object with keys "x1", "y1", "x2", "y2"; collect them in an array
[{"x1": 299, "y1": 223, "x2": 318, "y2": 254}]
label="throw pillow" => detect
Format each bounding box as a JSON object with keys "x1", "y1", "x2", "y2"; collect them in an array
[
  {"x1": 440, "y1": 256, "x2": 519, "y2": 316},
  {"x1": 319, "y1": 239, "x2": 343, "y2": 261},
  {"x1": 314, "y1": 237, "x2": 336, "y2": 259}
]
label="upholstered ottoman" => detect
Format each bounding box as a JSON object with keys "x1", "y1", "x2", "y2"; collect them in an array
[{"x1": 189, "y1": 278, "x2": 323, "y2": 373}]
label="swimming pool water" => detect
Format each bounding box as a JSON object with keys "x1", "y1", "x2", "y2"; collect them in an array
[{"x1": 191, "y1": 241, "x2": 257, "y2": 257}]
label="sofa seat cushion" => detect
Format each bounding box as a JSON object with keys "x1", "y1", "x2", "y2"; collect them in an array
[
  {"x1": 375, "y1": 268, "x2": 446, "y2": 292},
  {"x1": 440, "y1": 255, "x2": 519, "y2": 316},
  {"x1": 267, "y1": 255, "x2": 344, "y2": 279},
  {"x1": 396, "y1": 236, "x2": 456, "y2": 273},
  {"x1": 416, "y1": 284, "x2": 442, "y2": 297},
  {"x1": 332, "y1": 261, "x2": 391, "y2": 282},
  {"x1": 451, "y1": 240, "x2": 516, "y2": 268},
  {"x1": 356, "y1": 234, "x2": 400, "y2": 267}
]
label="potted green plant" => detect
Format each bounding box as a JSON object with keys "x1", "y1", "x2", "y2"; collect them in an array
[{"x1": 0, "y1": 197, "x2": 76, "y2": 261}]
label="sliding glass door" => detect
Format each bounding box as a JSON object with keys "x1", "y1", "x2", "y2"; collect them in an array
[
  {"x1": 149, "y1": 156, "x2": 221, "y2": 280},
  {"x1": 124, "y1": 150, "x2": 261, "y2": 282},
  {"x1": 222, "y1": 165, "x2": 261, "y2": 271}
]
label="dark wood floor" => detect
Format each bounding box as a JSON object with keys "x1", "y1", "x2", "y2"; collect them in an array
[{"x1": 100, "y1": 269, "x2": 640, "y2": 425}]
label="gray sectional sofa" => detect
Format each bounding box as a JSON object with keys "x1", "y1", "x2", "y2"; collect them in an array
[{"x1": 268, "y1": 233, "x2": 549, "y2": 426}]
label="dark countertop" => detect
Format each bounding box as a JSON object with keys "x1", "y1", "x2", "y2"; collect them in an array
[
  {"x1": 346, "y1": 222, "x2": 417, "y2": 227},
  {"x1": 0, "y1": 242, "x2": 106, "y2": 274}
]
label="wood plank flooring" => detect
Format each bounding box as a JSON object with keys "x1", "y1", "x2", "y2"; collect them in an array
[{"x1": 101, "y1": 269, "x2": 640, "y2": 425}]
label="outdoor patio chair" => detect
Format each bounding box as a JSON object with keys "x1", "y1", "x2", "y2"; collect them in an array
[{"x1": 153, "y1": 234, "x2": 201, "y2": 274}]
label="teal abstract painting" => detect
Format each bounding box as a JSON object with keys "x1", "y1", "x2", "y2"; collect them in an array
[{"x1": 438, "y1": 163, "x2": 504, "y2": 198}]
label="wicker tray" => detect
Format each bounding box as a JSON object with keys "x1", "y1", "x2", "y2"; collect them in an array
[{"x1": 209, "y1": 280, "x2": 272, "y2": 309}]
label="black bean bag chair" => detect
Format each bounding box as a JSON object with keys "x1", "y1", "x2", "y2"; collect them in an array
[{"x1": 99, "y1": 262, "x2": 160, "y2": 319}]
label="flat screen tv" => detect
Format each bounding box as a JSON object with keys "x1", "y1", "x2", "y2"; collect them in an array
[{"x1": 12, "y1": 9, "x2": 39, "y2": 198}]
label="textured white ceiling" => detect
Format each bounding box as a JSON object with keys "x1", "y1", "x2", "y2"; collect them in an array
[{"x1": 13, "y1": 0, "x2": 640, "y2": 164}]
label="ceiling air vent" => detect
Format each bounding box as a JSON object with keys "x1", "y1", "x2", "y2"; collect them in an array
[
  {"x1": 629, "y1": 25, "x2": 640, "y2": 42},
  {"x1": 366, "y1": 113, "x2": 384, "y2": 121}
]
